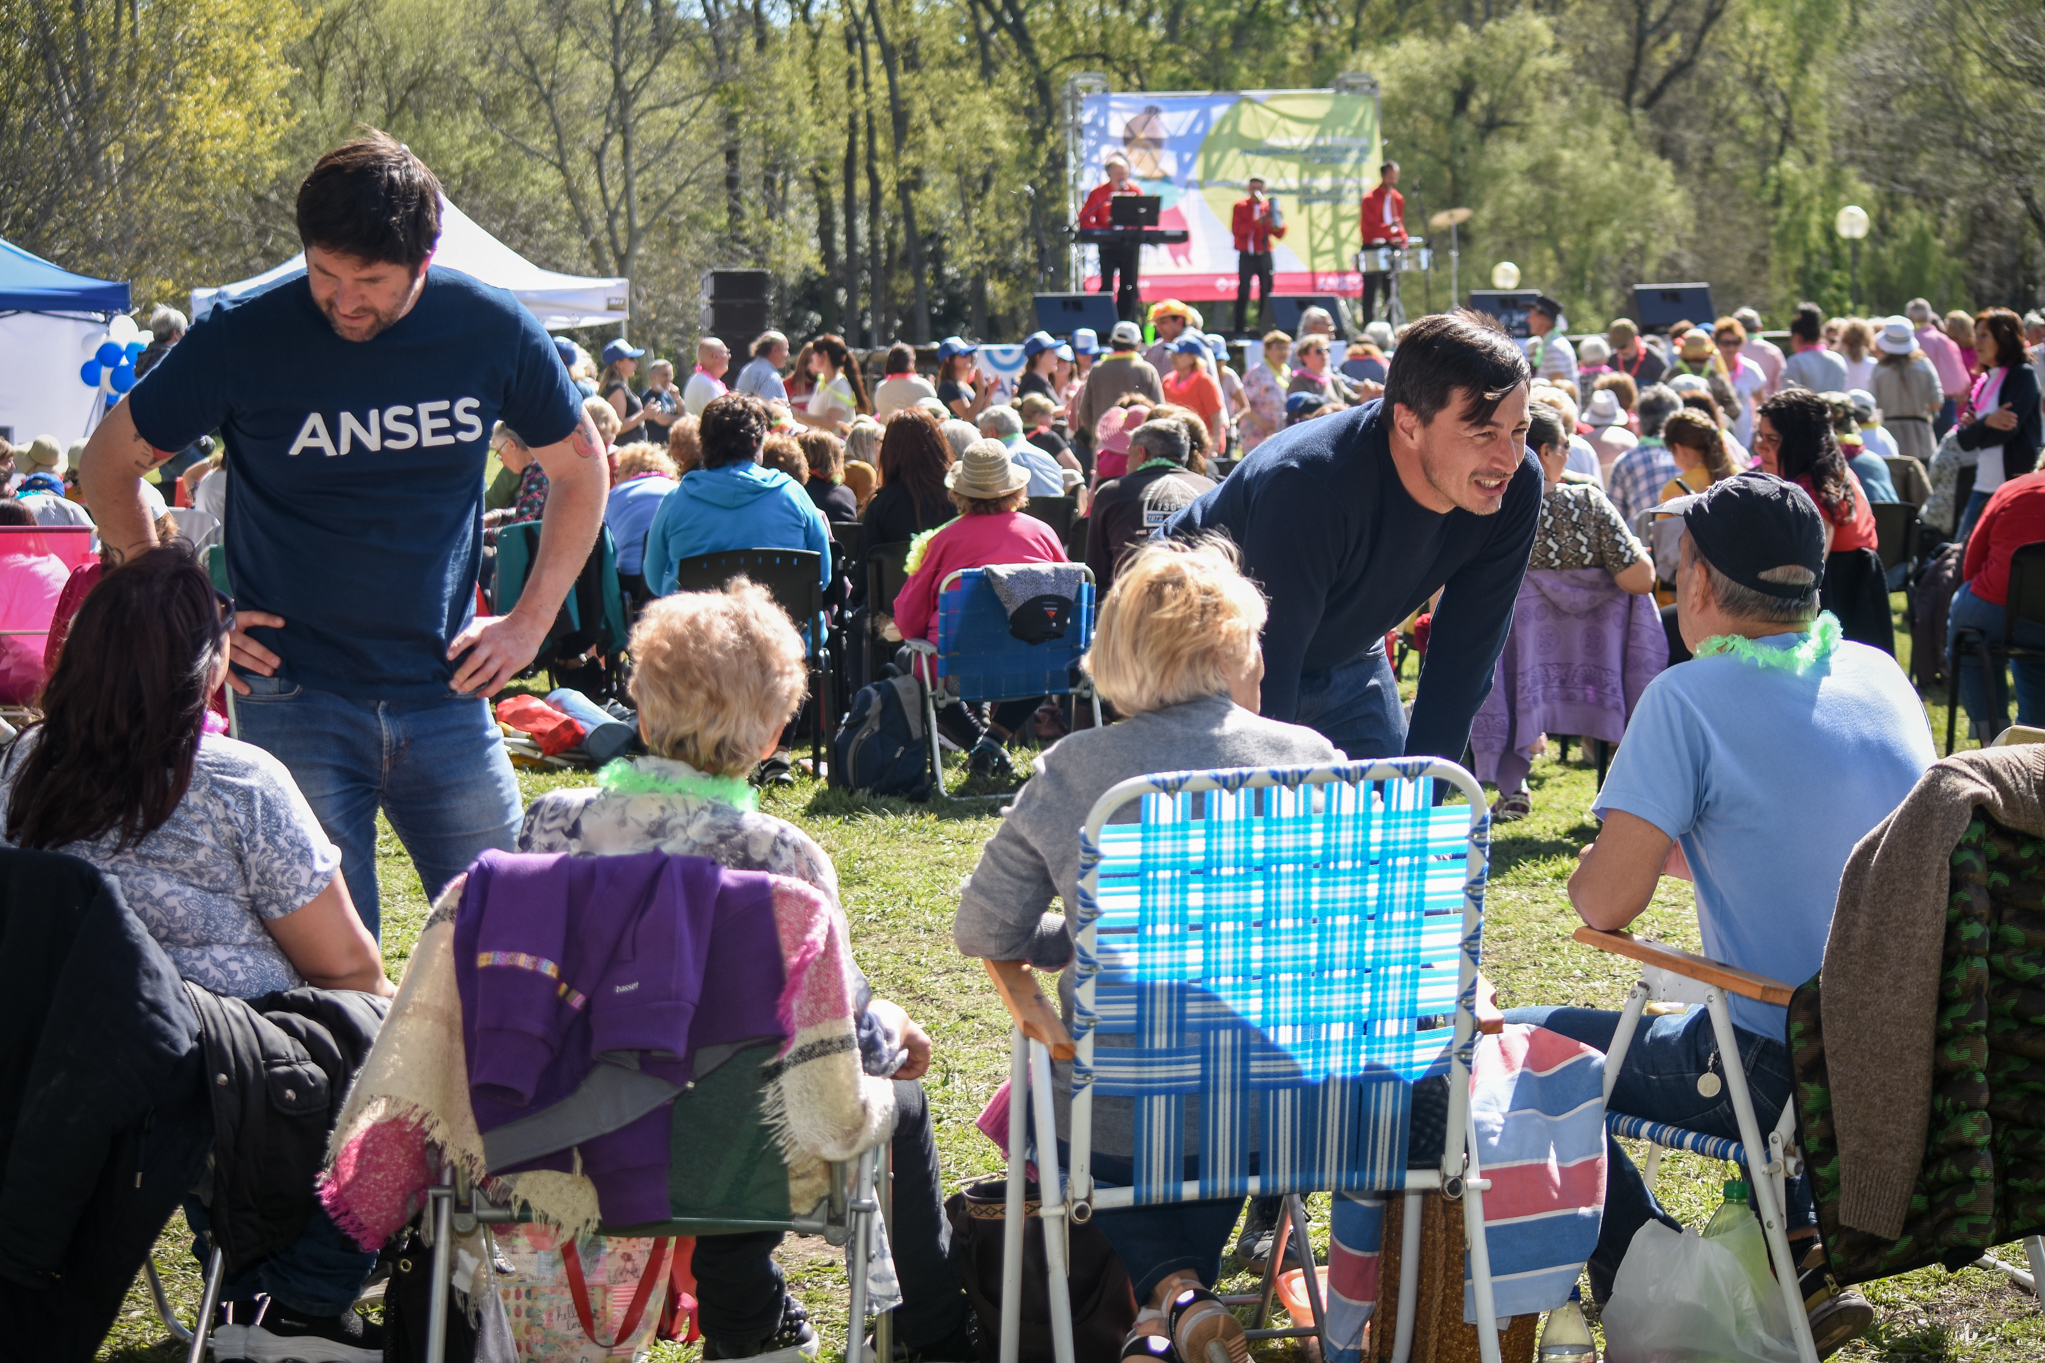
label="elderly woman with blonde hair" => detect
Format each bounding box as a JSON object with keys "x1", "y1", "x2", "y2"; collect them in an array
[
  {"x1": 952, "y1": 537, "x2": 1339, "y2": 1363},
  {"x1": 519, "y1": 578, "x2": 975, "y2": 1363}
]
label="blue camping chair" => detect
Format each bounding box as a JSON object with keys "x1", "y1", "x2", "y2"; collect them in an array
[
  {"x1": 903, "y1": 565, "x2": 1103, "y2": 799},
  {"x1": 983, "y1": 758, "x2": 1506, "y2": 1363}
]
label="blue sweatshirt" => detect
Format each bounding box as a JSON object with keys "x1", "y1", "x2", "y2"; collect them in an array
[
  {"x1": 643, "y1": 461, "x2": 831, "y2": 598},
  {"x1": 1163, "y1": 399, "x2": 1542, "y2": 761}
]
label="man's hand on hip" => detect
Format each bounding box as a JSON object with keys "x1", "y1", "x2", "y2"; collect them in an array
[
  {"x1": 447, "y1": 612, "x2": 547, "y2": 697},
  {"x1": 224, "y1": 611, "x2": 287, "y2": 696}
]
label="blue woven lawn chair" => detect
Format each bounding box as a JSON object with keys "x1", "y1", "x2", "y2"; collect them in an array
[
  {"x1": 983, "y1": 758, "x2": 1507, "y2": 1363},
  {"x1": 1572, "y1": 930, "x2": 1822, "y2": 1363},
  {"x1": 903, "y1": 565, "x2": 1103, "y2": 799}
]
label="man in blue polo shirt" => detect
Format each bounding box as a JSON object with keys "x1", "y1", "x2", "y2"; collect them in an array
[
  {"x1": 1510, "y1": 472, "x2": 1931, "y2": 1353},
  {"x1": 79, "y1": 131, "x2": 606, "y2": 941}
]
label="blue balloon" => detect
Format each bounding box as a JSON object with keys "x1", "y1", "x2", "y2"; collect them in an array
[
  {"x1": 126, "y1": 339, "x2": 147, "y2": 357},
  {"x1": 109, "y1": 361, "x2": 137, "y2": 394},
  {"x1": 95, "y1": 341, "x2": 123, "y2": 367},
  {"x1": 80, "y1": 359, "x2": 103, "y2": 387}
]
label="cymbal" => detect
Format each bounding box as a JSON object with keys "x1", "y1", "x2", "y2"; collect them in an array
[{"x1": 1429, "y1": 207, "x2": 1474, "y2": 228}]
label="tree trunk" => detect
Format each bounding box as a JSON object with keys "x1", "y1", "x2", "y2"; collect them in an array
[
  {"x1": 842, "y1": 24, "x2": 861, "y2": 344},
  {"x1": 868, "y1": 0, "x2": 929, "y2": 342}
]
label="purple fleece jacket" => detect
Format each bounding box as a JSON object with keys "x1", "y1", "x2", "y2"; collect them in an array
[{"x1": 454, "y1": 848, "x2": 785, "y2": 1225}]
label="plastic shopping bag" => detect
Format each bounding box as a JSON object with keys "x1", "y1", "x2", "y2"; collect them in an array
[{"x1": 1600, "y1": 1221, "x2": 1799, "y2": 1363}]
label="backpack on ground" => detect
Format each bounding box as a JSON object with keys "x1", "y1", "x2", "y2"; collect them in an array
[{"x1": 831, "y1": 671, "x2": 933, "y2": 799}]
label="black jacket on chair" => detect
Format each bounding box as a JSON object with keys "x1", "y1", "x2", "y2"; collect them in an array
[
  {"x1": 0, "y1": 848, "x2": 211, "y2": 1362},
  {"x1": 185, "y1": 984, "x2": 389, "y2": 1273}
]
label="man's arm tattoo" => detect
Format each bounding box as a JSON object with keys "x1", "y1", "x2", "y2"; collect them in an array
[
  {"x1": 568, "y1": 417, "x2": 602, "y2": 460},
  {"x1": 126, "y1": 427, "x2": 173, "y2": 473}
]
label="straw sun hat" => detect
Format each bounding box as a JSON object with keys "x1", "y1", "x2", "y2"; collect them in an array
[{"x1": 946, "y1": 439, "x2": 1029, "y2": 499}]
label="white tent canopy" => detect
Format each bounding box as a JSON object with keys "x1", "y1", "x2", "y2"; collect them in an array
[{"x1": 191, "y1": 198, "x2": 628, "y2": 331}]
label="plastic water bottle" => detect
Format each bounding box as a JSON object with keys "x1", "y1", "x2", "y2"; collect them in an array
[
  {"x1": 1701, "y1": 1179, "x2": 1776, "y2": 1292},
  {"x1": 1538, "y1": 1284, "x2": 1596, "y2": 1361}
]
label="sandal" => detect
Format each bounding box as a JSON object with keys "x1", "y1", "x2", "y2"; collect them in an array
[
  {"x1": 1489, "y1": 791, "x2": 1532, "y2": 822},
  {"x1": 1167, "y1": 1287, "x2": 1248, "y2": 1363},
  {"x1": 1121, "y1": 1321, "x2": 1176, "y2": 1362}
]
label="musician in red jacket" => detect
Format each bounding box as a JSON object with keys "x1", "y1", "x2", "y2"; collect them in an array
[
  {"x1": 1079, "y1": 154, "x2": 1145, "y2": 322},
  {"x1": 1231, "y1": 176, "x2": 1286, "y2": 336},
  {"x1": 1357, "y1": 161, "x2": 1406, "y2": 326}
]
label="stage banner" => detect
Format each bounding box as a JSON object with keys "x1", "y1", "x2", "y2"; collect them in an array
[{"x1": 1076, "y1": 89, "x2": 1380, "y2": 304}]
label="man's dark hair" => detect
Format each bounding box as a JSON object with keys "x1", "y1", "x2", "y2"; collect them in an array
[
  {"x1": 0, "y1": 502, "x2": 35, "y2": 527},
  {"x1": 699, "y1": 392, "x2": 771, "y2": 468},
  {"x1": 1382, "y1": 160, "x2": 1399, "y2": 175},
  {"x1": 1788, "y1": 301, "x2": 1823, "y2": 344},
  {"x1": 296, "y1": 130, "x2": 442, "y2": 270},
  {"x1": 885, "y1": 342, "x2": 916, "y2": 375},
  {"x1": 1382, "y1": 309, "x2": 1530, "y2": 425}
]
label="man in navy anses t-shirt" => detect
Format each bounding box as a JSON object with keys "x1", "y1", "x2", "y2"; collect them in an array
[{"x1": 79, "y1": 134, "x2": 606, "y2": 948}]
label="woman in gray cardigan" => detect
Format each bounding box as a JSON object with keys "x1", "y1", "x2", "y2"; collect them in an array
[{"x1": 953, "y1": 537, "x2": 1339, "y2": 1363}]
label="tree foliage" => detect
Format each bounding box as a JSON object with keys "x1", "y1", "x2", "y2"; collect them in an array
[{"x1": 0, "y1": 0, "x2": 2027, "y2": 344}]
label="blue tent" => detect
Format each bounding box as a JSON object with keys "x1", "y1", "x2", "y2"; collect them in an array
[{"x1": 0, "y1": 237, "x2": 129, "y2": 314}]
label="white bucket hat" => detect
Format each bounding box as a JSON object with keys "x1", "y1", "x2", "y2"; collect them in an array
[
  {"x1": 1876, "y1": 317, "x2": 1917, "y2": 356},
  {"x1": 945, "y1": 439, "x2": 1030, "y2": 499}
]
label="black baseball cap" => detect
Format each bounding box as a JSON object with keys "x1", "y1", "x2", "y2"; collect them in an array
[
  {"x1": 1530, "y1": 295, "x2": 1563, "y2": 319},
  {"x1": 1653, "y1": 471, "x2": 1826, "y2": 599}
]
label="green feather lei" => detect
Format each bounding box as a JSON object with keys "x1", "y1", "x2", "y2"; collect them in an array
[
  {"x1": 596, "y1": 756, "x2": 757, "y2": 811},
  {"x1": 1690, "y1": 611, "x2": 1842, "y2": 674}
]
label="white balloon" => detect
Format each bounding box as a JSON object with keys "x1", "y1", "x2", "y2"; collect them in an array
[
  {"x1": 1491, "y1": 261, "x2": 1521, "y2": 290},
  {"x1": 106, "y1": 314, "x2": 140, "y2": 345}
]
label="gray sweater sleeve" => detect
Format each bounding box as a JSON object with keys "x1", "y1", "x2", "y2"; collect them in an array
[{"x1": 954, "y1": 759, "x2": 1076, "y2": 969}]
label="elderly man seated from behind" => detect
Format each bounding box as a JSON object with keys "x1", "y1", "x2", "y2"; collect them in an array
[
  {"x1": 1084, "y1": 418, "x2": 1214, "y2": 592},
  {"x1": 1504, "y1": 472, "x2": 1933, "y2": 1356},
  {"x1": 978, "y1": 403, "x2": 1070, "y2": 497}
]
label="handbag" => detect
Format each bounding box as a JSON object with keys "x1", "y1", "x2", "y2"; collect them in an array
[{"x1": 945, "y1": 1175, "x2": 1137, "y2": 1363}]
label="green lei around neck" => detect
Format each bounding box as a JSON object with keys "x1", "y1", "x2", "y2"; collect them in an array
[
  {"x1": 1690, "y1": 611, "x2": 1842, "y2": 674},
  {"x1": 597, "y1": 756, "x2": 758, "y2": 811}
]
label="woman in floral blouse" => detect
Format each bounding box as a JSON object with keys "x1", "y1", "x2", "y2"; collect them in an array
[{"x1": 1239, "y1": 330, "x2": 1291, "y2": 452}]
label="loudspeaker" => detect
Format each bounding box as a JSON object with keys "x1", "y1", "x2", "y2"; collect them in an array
[
  {"x1": 1266, "y1": 296, "x2": 1347, "y2": 339},
  {"x1": 1465, "y1": 289, "x2": 1543, "y2": 339},
  {"x1": 1631, "y1": 283, "x2": 1716, "y2": 335},
  {"x1": 702, "y1": 269, "x2": 771, "y2": 344},
  {"x1": 1033, "y1": 293, "x2": 1122, "y2": 338}
]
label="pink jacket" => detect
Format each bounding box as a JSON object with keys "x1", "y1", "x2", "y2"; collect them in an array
[{"x1": 893, "y1": 512, "x2": 1068, "y2": 643}]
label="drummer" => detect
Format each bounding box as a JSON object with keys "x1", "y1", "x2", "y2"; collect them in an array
[
  {"x1": 1078, "y1": 153, "x2": 1145, "y2": 322},
  {"x1": 1357, "y1": 161, "x2": 1406, "y2": 325}
]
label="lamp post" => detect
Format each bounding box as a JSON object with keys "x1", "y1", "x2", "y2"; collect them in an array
[{"x1": 1835, "y1": 205, "x2": 1870, "y2": 312}]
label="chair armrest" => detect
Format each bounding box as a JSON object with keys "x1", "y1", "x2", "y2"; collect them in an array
[
  {"x1": 903, "y1": 638, "x2": 936, "y2": 656},
  {"x1": 982, "y1": 959, "x2": 1075, "y2": 1060},
  {"x1": 1572, "y1": 927, "x2": 1795, "y2": 1007},
  {"x1": 1475, "y1": 970, "x2": 1504, "y2": 1035}
]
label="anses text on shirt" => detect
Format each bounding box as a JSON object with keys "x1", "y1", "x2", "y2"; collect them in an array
[{"x1": 286, "y1": 398, "x2": 485, "y2": 456}]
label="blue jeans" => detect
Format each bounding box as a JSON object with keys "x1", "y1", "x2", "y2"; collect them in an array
[
  {"x1": 1955, "y1": 488, "x2": 1994, "y2": 547},
  {"x1": 1292, "y1": 643, "x2": 1406, "y2": 760},
  {"x1": 1061, "y1": 1147, "x2": 1244, "y2": 1304},
  {"x1": 1948, "y1": 582, "x2": 2045, "y2": 739},
  {"x1": 1936, "y1": 396, "x2": 1958, "y2": 440},
  {"x1": 184, "y1": 1198, "x2": 378, "y2": 1318},
  {"x1": 232, "y1": 676, "x2": 522, "y2": 941},
  {"x1": 1502, "y1": 1005, "x2": 1812, "y2": 1304}
]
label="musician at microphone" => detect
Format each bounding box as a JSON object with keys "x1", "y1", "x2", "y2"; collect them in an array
[
  {"x1": 1078, "y1": 153, "x2": 1145, "y2": 321},
  {"x1": 1357, "y1": 161, "x2": 1406, "y2": 326},
  {"x1": 1231, "y1": 175, "x2": 1286, "y2": 336}
]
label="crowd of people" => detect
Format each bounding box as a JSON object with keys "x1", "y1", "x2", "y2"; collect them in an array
[{"x1": 9, "y1": 127, "x2": 2045, "y2": 1363}]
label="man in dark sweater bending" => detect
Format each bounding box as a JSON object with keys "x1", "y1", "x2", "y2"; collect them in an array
[{"x1": 1163, "y1": 310, "x2": 1539, "y2": 760}]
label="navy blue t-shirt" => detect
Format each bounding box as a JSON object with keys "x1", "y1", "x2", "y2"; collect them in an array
[
  {"x1": 127, "y1": 267, "x2": 584, "y2": 700},
  {"x1": 1163, "y1": 400, "x2": 1541, "y2": 761}
]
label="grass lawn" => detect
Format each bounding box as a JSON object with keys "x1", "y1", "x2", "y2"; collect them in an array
[{"x1": 97, "y1": 605, "x2": 2045, "y2": 1360}]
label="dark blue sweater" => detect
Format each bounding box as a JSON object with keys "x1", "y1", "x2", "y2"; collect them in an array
[{"x1": 1163, "y1": 400, "x2": 1542, "y2": 760}]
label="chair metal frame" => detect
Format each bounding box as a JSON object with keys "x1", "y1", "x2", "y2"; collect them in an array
[
  {"x1": 410, "y1": 1145, "x2": 892, "y2": 1363},
  {"x1": 670, "y1": 548, "x2": 830, "y2": 769},
  {"x1": 1574, "y1": 929, "x2": 1823, "y2": 1363},
  {"x1": 987, "y1": 758, "x2": 1505, "y2": 1363},
  {"x1": 1945, "y1": 540, "x2": 2045, "y2": 754},
  {"x1": 904, "y1": 565, "x2": 1103, "y2": 800}
]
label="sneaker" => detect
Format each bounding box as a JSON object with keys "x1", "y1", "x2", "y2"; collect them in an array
[
  {"x1": 866, "y1": 1311, "x2": 978, "y2": 1363},
  {"x1": 1232, "y1": 1197, "x2": 1304, "y2": 1275},
  {"x1": 1489, "y1": 791, "x2": 1532, "y2": 823},
  {"x1": 232, "y1": 1306, "x2": 384, "y2": 1363},
  {"x1": 1799, "y1": 1244, "x2": 1873, "y2": 1358},
  {"x1": 750, "y1": 751, "x2": 796, "y2": 788},
  {"x1": 704, "y1": 1298, "x2": 822, "y2": 1363},
  {"x1": 966, "y1": 738, "x2": 1015, "y2": 781}
]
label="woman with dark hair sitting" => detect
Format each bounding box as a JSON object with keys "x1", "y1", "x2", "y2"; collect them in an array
[
  {"x1": 0, "y1": 543, "x2": 392, "y2": 1357},
  {"x1": 1955, "y1": 307, "x2": 2045, "y2": 544},
  {"x1": 1755, "y1": 388, "x2": 1893, "y2": 653}
]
